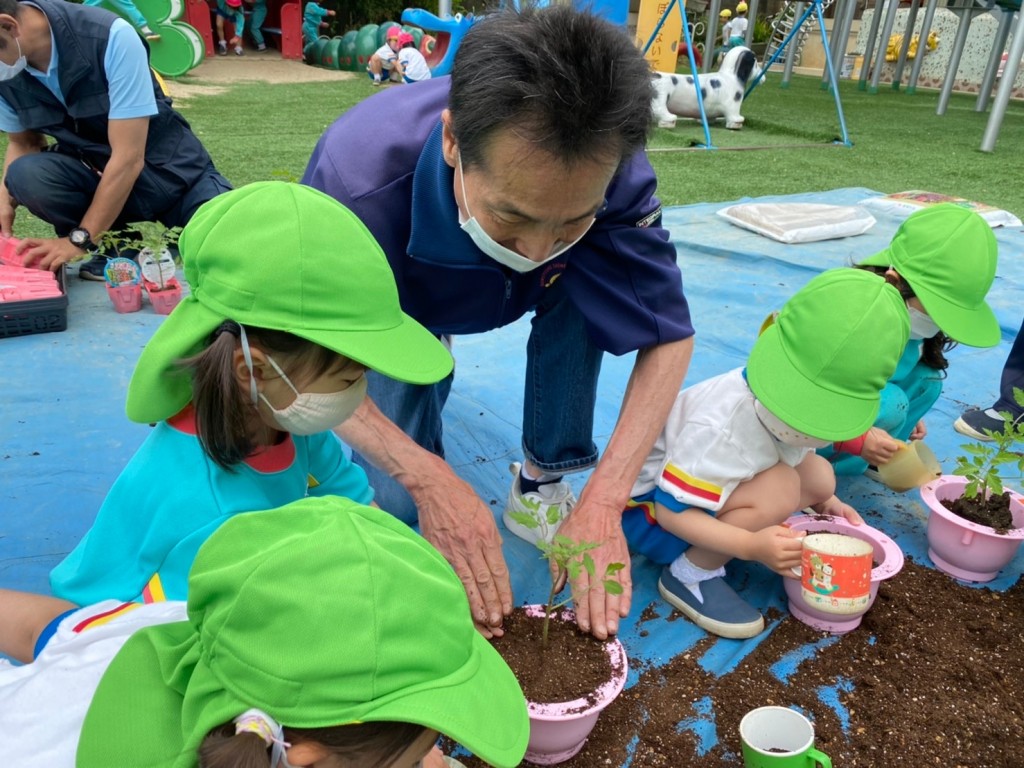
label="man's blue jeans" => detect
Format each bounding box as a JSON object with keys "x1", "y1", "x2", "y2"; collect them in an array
[
  {"x1": 4, "y1": 149, "x2": 231, "y2": 235},
  {"x1": 356, "y1": 279, "x2": 603, "y2": 523}
]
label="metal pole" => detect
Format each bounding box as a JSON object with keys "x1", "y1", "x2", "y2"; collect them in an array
[
  {"x1": 906, "y1": 0, "x2": 939, "y2": 94},
  {"x1": 976, "y1": 8, "x2": 1013, "y2": 111},
  {"x1": 870, "y1": 0, "x2": 902, "y2": 93},
  {"x1": 746, "y1": 0, "x2": 761, "y2": 46},
  {"x1": 892, "y1": 0, "x2": 922, "y2": 89},
  {"x1": 981, "y1": 8, "x2": 1024, "y2": 151},
  {"x1": 814, "y1": 0, "x2": 851, "y2": 145},
  {"x1": 706, "y1": 0, "x2": 723, "y2": 73},
  {"x1": 937, "y1": 4, "x2": 977, "y2": 114},
  {"x1": 823, "y1": 0, "x2": 857, "y2": 88},
  {"x1": 858, "y1": 0, "x2": 885, "y2": 90}
]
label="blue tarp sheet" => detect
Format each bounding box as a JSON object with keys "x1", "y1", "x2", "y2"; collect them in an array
[{"x1": 2, "y1": 188, "x2": 1022, "y2": 747}]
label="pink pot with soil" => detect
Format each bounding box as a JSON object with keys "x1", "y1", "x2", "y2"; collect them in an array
[
  {"x1": 144, "y1": 277, "x2": 183, "y2": 315},
  {"x1": 106, "y1": 283, "x2": 142, "y2": 313},
  {"x1": 919, "y1": 475, "x2": 1024, "y2": 583},
  {"x1": 782, "y1": 514, "x2": 904, "y2": 634},
  {"x1": 521, "y1": 605, "x2": 628, "y2": 765}
]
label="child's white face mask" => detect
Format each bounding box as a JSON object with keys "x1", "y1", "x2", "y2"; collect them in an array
[
  {"x1": 240, "y1": 326, "x2": 366, "y2": 435},
  {"x1": 754, "y1": 400, "x2": 832, "y2": 449},
  {"x1": 908, "y1": 305, "x2": 941, "y2": 340}
]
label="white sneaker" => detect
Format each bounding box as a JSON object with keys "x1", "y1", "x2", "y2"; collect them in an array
[{"x1": 502, "y1": 462, "x2": 575, "y2": 546}]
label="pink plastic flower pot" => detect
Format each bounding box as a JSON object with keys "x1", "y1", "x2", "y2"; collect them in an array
[
  {"x1": 145, "y1": 278, "x2": 183, "y2": 315},
  {"x1": 521, "y1": 606, "x2": 629, "y2": 765},
  {"x1": 919, "y1": 475, "x2": 1024, "y2": 583},
  {"x1": 782, "y1": 514, "x2": 904, "y2": 634},
  {"x1": 106, "y1": 283, "x2": 142, "y2": 313}
]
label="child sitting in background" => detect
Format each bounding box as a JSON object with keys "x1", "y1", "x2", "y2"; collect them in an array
[
  {"x1": 622, "y1": 269, "x2": 910, "y2": 639},
  {"x1": 367, "y1": 25, "x2": 402, "y2": 84},
  {"x1": 822, "y1": 203, "x2": 999, "y2": 477},
  {"x1": 49, "y1": 182, "x2": 452, "y2": 607},
  {"x1": 1, "y1": 496, "x2": 529, "y2": 767},
  {"x1": 301, "y1": 0, "x2": 335, "y2": 49},
  {"x1": 394, "y1": 31, "x2": 431, "y2": 83}
]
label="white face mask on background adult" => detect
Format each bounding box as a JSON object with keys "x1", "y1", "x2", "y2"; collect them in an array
[
  {"x1": 240, "y1": 327, "x2": 367, "y2": 435},
  {"x1": 753, "y1": 400, "x2": 832, "y2": 449},
  {"x1": 456, "y1": 153, "x2": 594, "y2": 273},
  {"x1": 0, "y1": 37, "x2": 27, "y2": 81},
  {"x1": 908, "y1": 305, "x2": 941, "y2": 340}
]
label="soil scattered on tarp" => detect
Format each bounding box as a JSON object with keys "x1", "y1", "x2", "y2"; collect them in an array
[{"x1": 456, "y1": 559, "x2": 1024, "y2": 767}]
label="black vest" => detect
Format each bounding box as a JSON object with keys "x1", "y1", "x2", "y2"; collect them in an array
[{"x1": 0, "y1": 0, "x2": 214, "y2": 198}]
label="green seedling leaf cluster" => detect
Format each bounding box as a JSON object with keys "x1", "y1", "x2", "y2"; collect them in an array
[
  {"x1": 952, "y1": 388, "x2": 1024, "y2": 500},
  {"x1": 507, "y1": 509, "x2": 625, "y2": 649}
]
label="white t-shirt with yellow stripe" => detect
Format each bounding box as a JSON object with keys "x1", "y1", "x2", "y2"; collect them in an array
[
  {"x1": 0, "y1": 600, "x2": 186, "y2": 767},
  {"x1": 630, "y1": 367, "x2": 811, "y2": 512}
]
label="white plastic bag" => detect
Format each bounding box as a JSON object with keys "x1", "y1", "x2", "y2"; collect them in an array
[
  {"x1": 717, "y1": 203, "x2": 877, "y2": 243},
  {"x1": 859, "y1": 191, "x2": 1022, "y2": 228}
]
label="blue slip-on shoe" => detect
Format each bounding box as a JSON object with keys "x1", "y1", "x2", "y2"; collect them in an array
[
  {"x1": 658, "y1": 567, "x2": 765, "y2": 639},
  {"x1": 954, "y1": 408, "x2": 1010, "y2": 442}
]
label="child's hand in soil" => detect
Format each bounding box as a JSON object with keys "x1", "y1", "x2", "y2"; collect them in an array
[
  {"x1": 812, "y1": 495, "x2": 863, "y2": 525},
  {"x1": 861, "y1": 426, "x2": 901, "y2": 465},
  {"x1": 748, "y1": 525, "x2": 805, "y2": 576}
]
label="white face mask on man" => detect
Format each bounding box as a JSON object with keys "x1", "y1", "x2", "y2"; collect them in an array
[
  {"x1": 240, "y1": 326, "x2": 367, "y2": 435},
  {"x1": 456, "y1": 152, "x2": 594, "y2": 273},
  {"x1": 0, "y1": 37, "x2": 27, "y2": 82}
]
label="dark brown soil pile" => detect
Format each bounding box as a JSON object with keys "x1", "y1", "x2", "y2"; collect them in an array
[
  {"x1": 457, "y1": 558, "x2": 1024, "y2": 767},
  {"x1": 489, "y1": 607, "x2": 618, "y2": 705},
  {"x1": 942, "y1": 491, "x2": 1014, "y2": 532}
]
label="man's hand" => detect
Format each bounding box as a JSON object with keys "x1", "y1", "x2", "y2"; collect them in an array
[
  {"x1": 554, "y1": 498, "x2": 631, "y2": 640},
  {"x1": 413, "y1": 467, "x2": 513, "y2": 633},
  {"x1": 17, "y1": 237, "x2": 85, "y2": 272}
]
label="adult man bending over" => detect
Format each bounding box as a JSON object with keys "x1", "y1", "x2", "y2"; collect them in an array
[
  {"x1": 0, "y1": 0, "x2": 230, "y2": 278},
  {"x1": 303, "y1": 6, "x2": 695, "y2": 640}
]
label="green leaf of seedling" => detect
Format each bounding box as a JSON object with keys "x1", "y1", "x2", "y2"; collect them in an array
[
  {"x1": 546, "y1": 507, "x2": 563, "y2": 526},
  {"x1": 605, "y1": 562, "x2": 626, "y2": 575},
  {"x1": 566, "y1": 558, "x2": 582, "y2": 581},
  {"x1": 989, "y1": 474, "x2": 1004, "y2": 497},
  {"x1": 603, "y1": 579, "x2": 624, "y2": 595},
  {"x1": 583, "y1": 553, "x2": 596, "y2": 579},
  {"x1": 508, "y1": 511, "x2": 540, "y2": 529}
]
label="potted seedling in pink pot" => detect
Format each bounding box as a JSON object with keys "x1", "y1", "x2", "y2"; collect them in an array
[
  {"x1": 920, "y1": 389, "x2": 1024, "y2": 582},
  {"x1": 135, "y1": 222, "x2": 183, "y2": 315},
  {"x1": 94, "y1": 229, "x2": 141, "y2": 312},
  {"x1": 497, "y1": 505, "x2": 628, "y2": 765}
]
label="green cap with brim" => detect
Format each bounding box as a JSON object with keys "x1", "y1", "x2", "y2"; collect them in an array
[
  {"x1": 747, "y1": 269, "x2": 910, "y2": 441},
  {"x1": 126, "y1": 182, "x2": 453, "y2": 424},
  {"x1": 78, "y1": 497, "x2": 530, "y2": 768},
  {"x1": 858, "y1": 203, "x2": 999, "y2": 348}
]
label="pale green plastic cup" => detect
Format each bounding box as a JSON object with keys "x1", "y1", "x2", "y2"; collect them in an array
[{"x1": 739, "y1": 706, "x2": 832, "y2": 768}]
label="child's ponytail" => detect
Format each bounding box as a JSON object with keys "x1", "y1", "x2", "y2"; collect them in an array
[
  {"x1": 184, "y1": 321, "x2": 258, "y2": 469},
  {"x1": 198, "y1": 724, "x2": 274, "y2": 768}
]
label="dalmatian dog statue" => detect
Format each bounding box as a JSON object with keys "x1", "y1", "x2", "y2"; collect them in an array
[{"x1": 651, "y1": 46, "x2": 760, "y2": 130}]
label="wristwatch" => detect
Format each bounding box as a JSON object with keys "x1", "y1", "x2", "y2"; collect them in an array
[{"x1": 69, "y1": 227, "x2": 95, "y2": 251}]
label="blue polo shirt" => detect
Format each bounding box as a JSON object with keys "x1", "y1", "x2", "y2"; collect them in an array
[
  {"x1": 303, "y1": 76, "x2": 693, "y2": 355},
  {"x1": 0, "y1": 16, "x2": 156, "y2": 133}
]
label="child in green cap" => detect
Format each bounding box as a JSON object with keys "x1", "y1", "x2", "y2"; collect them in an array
[
  {"x1": 822, "y1": 204, "x2": 1000, "y2": 478},
  {"x1": 0, "y1": 496, "x2": 529, "y2": 767},
  {"x1": 50, "y1": 182, "x2": 453, "y2": 607},
  {"x1": 621, "y1": 269, "x2": 910, "y2": 639}
]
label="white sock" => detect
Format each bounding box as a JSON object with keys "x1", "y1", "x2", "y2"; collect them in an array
[
  {"x1": 520, "y1": 464, "x2": 562, "y2": 485},
  {"x1": 669, "y1": 553, "x2": 725, "y2": 604}
]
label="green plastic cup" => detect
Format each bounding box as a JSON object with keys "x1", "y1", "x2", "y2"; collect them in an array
[{"x1": 739, "y1": 707, "x2": 831, "y2": 768}]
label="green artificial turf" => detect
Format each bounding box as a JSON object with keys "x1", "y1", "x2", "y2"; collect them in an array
[{"x1": 4, "y1": 71, "x2": 1022, "y2": 240}]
